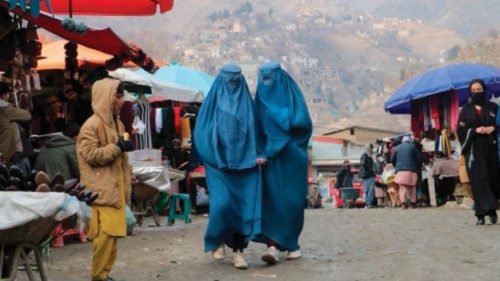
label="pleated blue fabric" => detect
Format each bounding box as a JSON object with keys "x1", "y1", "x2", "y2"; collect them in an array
[
  {"x1": 194, "y1": 64, "x2": 262, "y2": 252},
  {"x1": 254, "y1": 61, "x2": 312, "y2": 251}
]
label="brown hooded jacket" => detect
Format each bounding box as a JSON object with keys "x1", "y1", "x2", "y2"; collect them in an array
[{"x1": 77, "y1": 78, "x2": 131, "y2": 208}]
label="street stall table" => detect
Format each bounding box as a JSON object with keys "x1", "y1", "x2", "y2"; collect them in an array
[
  {"x1": 425, "y1": 158, "x2": 459, "y2": 207},
  {"x1": 131, "y1": 166, "x2": 169, "y2": 226},
  {"x1": 129, "y1": 148, "x2": 189, "y2": 226},
  {"x1": 131, "y1": 166, "x2": 186, "y2": 226},
  {"x1": 0, "y1": 192, "x2": 91, "y2": 281}
]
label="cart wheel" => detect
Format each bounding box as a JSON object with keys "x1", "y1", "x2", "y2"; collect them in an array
[
  {"x1": 147, "y1": 201, "x2": 161, "y2": 227},
  {"x1": 151, "y1": 208, "x2": 161, "y2": 226}
]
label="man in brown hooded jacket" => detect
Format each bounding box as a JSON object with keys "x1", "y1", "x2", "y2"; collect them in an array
[{"x1": 77, "y1": 78, "x2": 134, "y2": 281}]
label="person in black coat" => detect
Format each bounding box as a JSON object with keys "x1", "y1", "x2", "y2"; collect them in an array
[
  {"x1": 359, "y1": 143, "x2": 376, "y2": 208},
  {"x1": 335, "y1": 160, "x2": 353, "y2": 189},
  {"x1": 457, "y1": 79, "x2": 500, "y2": 225}
]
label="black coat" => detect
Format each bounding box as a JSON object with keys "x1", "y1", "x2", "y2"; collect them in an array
[
  {"x1": 335, "y1": 168, "x2": 353, "y2": 188},
  {"x1": 359, "y1": 153, "x2": 376, "y2": 179},
  {"x1": 457, "y1": 101, "x2": 500, "y2": 216}
]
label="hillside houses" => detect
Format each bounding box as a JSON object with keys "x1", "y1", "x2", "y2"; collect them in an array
[{"x1": 164, "y1": 3, "x2": 464, "y2": 133}]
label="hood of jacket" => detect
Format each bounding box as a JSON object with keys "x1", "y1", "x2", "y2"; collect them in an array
[
  {"x1": 91, "y1": 78, "x2": 121, "y2": 126},
  {"x1": 46, "y1": 134, "x2": 75, "y2": 148}
]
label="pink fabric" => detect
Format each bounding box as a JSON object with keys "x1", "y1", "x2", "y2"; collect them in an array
[
  {"x1": 395, "y1": 171, "x2": 417, "y2": 203},
  {"x1": 399, "y1": 184, "x2": 417, "y2": 203},
  {"x1": 375, "y1": 187, "x2": 386, "y2": 198},
  {"x1": 173, "y1": 106, "x2": 182, "y2": 138},
  {"x1": 411, "y1": 100, "x2": 422, "y2": 139},
  {"x1": 450, "y1": 91, "x2": 459, "y2": 130},
  {"x1": 394, "y1": 171, "x2": 418, "y2": 186},
  {"x1": 423, "y1": 101, "x2": 432, "y2": 131},
  {"x1": 430, "y1": 96, "x2": 441, "y2": 130}
]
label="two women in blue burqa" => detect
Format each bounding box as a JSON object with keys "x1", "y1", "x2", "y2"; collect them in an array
[
  {"x1": 195, "y1": 62, "x2": 312, "y2": 269},
  {"x1": 253, "y1": 61, "x2": 312, "y2": 264},
  {"x1": 194, "y1": 64, "x2": 265, "y2": 269}
]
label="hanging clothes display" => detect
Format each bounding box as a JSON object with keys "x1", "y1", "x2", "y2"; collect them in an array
[
  {"x1": 440, "y1": 93, "x2": 452, "y2": 129},
  {"x1": 120, "y1": 100, "x2": 136, "y2": 148},
  {"x1": 450, "y1": 91, "x2": 459, "y2": 130},
  {"x1": 173, "y1": 106, "x2": 182, "y2": 138},
  {"x1": 181, "y1": 116, "x2": 191, "y2": 149},
  {"x1": 410, "y1": 91, "x2": 458, "y2": 145},
  {"x1": 430, "y1": 96, "x2": 441, "y2": 130},
  {"x1": 155, "y1": 108, "x2": 162, "y2": 134},
  {"x1": 134, "y1": 95, "x2": 153, "y2": 149},
  {"x1": 422, "y1": 100, "x2": 432, "y2": 132},
  {"x1": 162, "y1": 105, "x2": 176, "y2": 143},
  {"x1": 411, "y1": 100, "x2": 423, "y2": 139},
  {"x1": 441, "y1": 129, "x2": 452, "y2": 158}
]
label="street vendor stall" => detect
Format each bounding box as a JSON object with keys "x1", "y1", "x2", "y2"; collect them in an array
[
  {"x1": 110, "y1": 67, "x2": 211, "y2": 214},
  {"x1": 424, "y1": 158, "x2": 460, "y2": 207},
  {"x1": 384, "y1": 63, "x2": 500, "y2": 206},
  {"x1": 0, "y1": 192, "x2": 90, "y2": 281},
  {"x1": 128, "y1": 149, "x2": 187, "y2": 226},
  {"x1": 0, "y1": 0, "x2": 163, "y2": 138}
]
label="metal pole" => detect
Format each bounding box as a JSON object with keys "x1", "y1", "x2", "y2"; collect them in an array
[{"x1": 69, "y1": 0, "x2": 73, "y2": 18}]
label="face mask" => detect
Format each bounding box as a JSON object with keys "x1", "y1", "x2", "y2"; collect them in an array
[{"x1": 471, "y1": 91, "x2": 484, "y2": 104}]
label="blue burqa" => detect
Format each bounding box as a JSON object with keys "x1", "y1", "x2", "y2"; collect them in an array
[
  {"x1": 194, "y1": 64, "x2": 262, "y2": 252},
  {"x1": 254, "y1": 61, "x2": 312, "y2": 251}
]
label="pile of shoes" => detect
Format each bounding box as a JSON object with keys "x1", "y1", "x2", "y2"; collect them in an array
[{"x1": 0, "y1": 163, "x2": 98, "y2": 205}]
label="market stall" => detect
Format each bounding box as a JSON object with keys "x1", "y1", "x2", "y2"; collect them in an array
[
  {"x1": 0, "y1": 0, "x2": 177, "y2": 278},
  {"x1": 384, "y1": 63, "x2": 500, "y2": 206},
  {"x1": 111, "y1": 68, "x2": 213, "y2": 214},
  {"x1": 424, "y1": 158, "x2": 459, "y2": 207}
]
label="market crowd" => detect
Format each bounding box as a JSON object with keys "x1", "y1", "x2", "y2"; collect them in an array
[{"x1": 334, "y1": 79, "x2": 500, "y2": 227}]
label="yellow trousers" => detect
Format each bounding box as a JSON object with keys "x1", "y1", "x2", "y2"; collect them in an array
[{"x1": 91, "y1": 227, "x2": 117, "y2": 281}]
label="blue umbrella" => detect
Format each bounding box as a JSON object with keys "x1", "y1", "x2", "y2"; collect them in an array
[
  {"x1": 384, "y1": 63, "x2": 500, "y2": 114},
  {"x1": 136, "y1": 63, "x2": 215, "y2": 98}
]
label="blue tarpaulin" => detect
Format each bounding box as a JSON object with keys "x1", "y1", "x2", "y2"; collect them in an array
[
  {"x1": 136, "y1": 63, "x2": 215, "y2": 98},
  {"x1": 384, "y1": 63, "x2": 500, "y2": 114}
]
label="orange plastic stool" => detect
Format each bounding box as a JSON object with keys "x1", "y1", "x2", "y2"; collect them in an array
[{"x1": 51, "y1": 222, "x2": 87, "y2": 247}]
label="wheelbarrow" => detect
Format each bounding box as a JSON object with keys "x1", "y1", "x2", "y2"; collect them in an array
[
  {"x1": 1, "y1": 216, "x2": 59, "y2": 281},
  {"x1": 131, "y1": 182, "x2": 161, "y2": 227}
]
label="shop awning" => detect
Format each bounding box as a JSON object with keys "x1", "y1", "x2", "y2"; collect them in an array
[
  {"x1": 38, "y1": 40, "x2": 137, "y2": 70},
  {"x1": 2, "y1": 3, "x2": 128, "y2": 55},
  {"x1": 110, "y1": 68, "x2": 204, "y2": 103},
  {"x1": 40, "y1": 0, "x2": 174, "y2": 16},
  {"x1": 384, "y1": 63, "x2": 500, "y2": 114}
]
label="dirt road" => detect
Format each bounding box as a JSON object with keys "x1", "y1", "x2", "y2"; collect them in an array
[{"x1": 16, "y1": 207, "x2": 500, "y2": 281}]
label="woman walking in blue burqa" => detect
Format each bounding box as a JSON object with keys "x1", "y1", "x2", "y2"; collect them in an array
[
  {"x1": 254, "y1": 61, "x2": 312, "y2": 264},
  {"x1": 194, "y1": 64, "x2": 265, "y2": 269}
]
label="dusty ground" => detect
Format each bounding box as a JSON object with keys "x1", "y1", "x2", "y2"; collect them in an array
[{"x1": 14, "y1": 207, "x2": 500, "y2": 281}]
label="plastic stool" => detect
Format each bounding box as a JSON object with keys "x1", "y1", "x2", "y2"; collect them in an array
[
  {"x1": 167, "y1": 193, "x2": 192, "y2": 225},
  {"x1": 51, "y1": 223, "x2": 87, "y2": 247}
]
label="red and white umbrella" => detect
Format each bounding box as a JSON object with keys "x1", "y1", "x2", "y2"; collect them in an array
[{"x1": 40, "y1": 0, "x2": 174, "y2": 16}]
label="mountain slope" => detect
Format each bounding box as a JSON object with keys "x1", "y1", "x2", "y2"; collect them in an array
[
  {"x1": 61, "y1": 0, "x2": 498, "y2": 132},
  {"x1": 347, "y1": 0, "x2": 500, "y2": 38}
]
